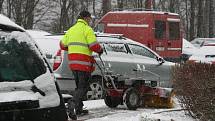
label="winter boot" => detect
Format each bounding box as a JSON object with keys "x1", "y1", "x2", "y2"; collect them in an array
[
  {"x1": 76, "y1": 108, "x2": 89, "y2": 115},
  {"x1": 67, "y1": 100, "x2": 77, "y2": 120}
]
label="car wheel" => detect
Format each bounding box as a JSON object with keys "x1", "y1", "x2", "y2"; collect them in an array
[
  {"x1": 104, "y1": 94, "x2": 121, "y2": 108},
  {"x1": 123, "y1": 87, "x2": 140, "y2": 110},
  {"x1": 87, "y1": 77, "x2": 104, "y2": 100}
]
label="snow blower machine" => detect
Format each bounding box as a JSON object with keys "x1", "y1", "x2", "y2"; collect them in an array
[{"x1": 96, "y1": 55, "x2": 174, "y2": 110}]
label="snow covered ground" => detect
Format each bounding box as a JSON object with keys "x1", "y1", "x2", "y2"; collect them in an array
[{"x1": 76, "y1": 98, "x2": 196, "y2": 121}]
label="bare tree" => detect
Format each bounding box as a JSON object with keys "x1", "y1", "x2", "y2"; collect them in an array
[
  {"x1": 169, "y1": 0, "x2": 176, "y2": 12},
  {"x1": 197, "y1": 0, "x2": 203, "y2": 37},
  {"x1": 0, "y1": 0, "x2": 4, "y2": 13},
  {"x1": 6, "y1": 0, "x2": 13, "y2": 18},
  {"x1": 185, "y1": 0, "x2": 189, "y2": 40},
  {"x1": 59, "y1": 0, "x2": 73, "y2": 32},
  {"x1": 203, "y1": 0, "x2": 209, "y2": 38},
  {"x1": 102, "y1": 0, "x2": 111, "y2": 15},
  {"x1": 117, "y1": 0, "x2": 123, "y2": 10},
  {"x1": 209, "y1": 0, "x2": 214, "y2": 37},
  {"x1": 12, "y1": 0, "x2": 23, "y2": 26},
  {"x1": 189, "y1": 0, "x2": 195, "y2": 41},
  {"x1": 145, "y1": 0, "x2": 152, "y2": 9},
  {"x1": 23, "y1": 0, "x2": 40, "y2": 29}
]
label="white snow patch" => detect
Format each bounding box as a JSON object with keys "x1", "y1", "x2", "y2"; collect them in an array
[
  {"x1": 0, "y1": 91, "x2": 38, "y2": 103},
  {"x1": 182, "y1": 38, "x2": 198, "y2": 55},
  {"x1": 0, "y1": 72, "x2": 60, "y2": 108},
  {"x1": 82, "y1": 98, "x2": 195, "y2": 121}
]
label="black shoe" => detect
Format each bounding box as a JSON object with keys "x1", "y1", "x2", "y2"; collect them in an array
[
  {"x1": 68, "y1": 111, "x2": 77, "y2": 120},
  {"x1": 76, "y1": 109, "x2": 89, "y2": 115},
  {"x1": 68, "y1": 113, "x2": 77, "y2": 120},
  {"x1": 67, "y1": 105, "x2": 77, "y2": 120}
]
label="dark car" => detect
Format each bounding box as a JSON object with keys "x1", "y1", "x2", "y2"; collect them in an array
[{"x1": 0, "y1": 14, "x2": 67, "y2": 121}]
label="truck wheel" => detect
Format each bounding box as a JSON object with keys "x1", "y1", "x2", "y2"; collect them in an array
[
  {"x1": 87, "y1": 77, "x2": 104, "y2": 100},
  {"x1": 104, "y1": 94, "x2": 121, "y2": 108},
  {"x1": 123, "y1": 88, "x2": 140, "y2": 110}
]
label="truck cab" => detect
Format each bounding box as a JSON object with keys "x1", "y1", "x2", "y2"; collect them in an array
[{"x1": 96, "y1": 10, "x2": 182, "y2": 62}]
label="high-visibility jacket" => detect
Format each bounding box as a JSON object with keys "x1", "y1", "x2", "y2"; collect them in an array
[{"x1": 60, "y1": 19, "x2": 102, "y2": 72}]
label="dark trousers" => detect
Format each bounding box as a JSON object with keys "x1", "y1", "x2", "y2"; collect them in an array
[{"x1": 69, "y1": 70, "x2": 91, "y2": 112}]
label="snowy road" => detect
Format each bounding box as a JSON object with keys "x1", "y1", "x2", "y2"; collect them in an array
[{"x1": 70, "y1": 98, "x2": 196, "y2": 121}]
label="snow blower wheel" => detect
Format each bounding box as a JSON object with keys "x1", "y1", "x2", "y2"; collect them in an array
[
  {"x1": 123, "y1": 88, "x2": 140, "y2": 110},
  {"x1": 104, "y1": 94, "x2": 121, "y2": 108}
]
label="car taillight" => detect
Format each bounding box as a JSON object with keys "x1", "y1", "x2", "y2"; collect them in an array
[{"x1": 53, "y1": 49, "x2": 63, "y2": 71}]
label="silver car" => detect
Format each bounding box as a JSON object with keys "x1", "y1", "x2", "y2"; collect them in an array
[{"x1": 52, "y1": 33, "x2": 175, "y2": 100}]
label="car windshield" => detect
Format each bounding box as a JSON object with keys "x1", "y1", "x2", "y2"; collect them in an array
[{"x1": 0, "y1": 31, "x2": 46, "y2": 82}]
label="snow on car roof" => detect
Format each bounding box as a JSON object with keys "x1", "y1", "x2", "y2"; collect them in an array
[
  {"x1": 0, "y1": 14, "x2": 25, "y2": 31},
  {"x1": 192, "y1": 46, "x2": 215, "y2": 56}
]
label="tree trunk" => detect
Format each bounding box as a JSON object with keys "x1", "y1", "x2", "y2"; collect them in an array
[
  {"x1": 189, "y1": 0, "x2": 195, "y2": 41},
  {"x1": 92, "y1": 0, "x2": 96, "y2": 16},
  {"x1": 185, "y1": 0, "x2": 189, "y2": 40},
  {"x1": 7, "y1": 0, "x2": 13, "y2": 18},
  {"x1": 197, "y1": 0, "x2": 203, "y2": 37},
  {"x1": 152, "y1": 0, "x2": 156, "y2": 10},
  {"x1": 145, "y1": 0, "x2": 152, "y2": 10},
  {"x1": 13, "y1": 0, "x2": 23, "y2": 26},
  {"x1": 209, "y1": 0, "x2": 214, "y2": 37},
  {"x1": 203, "y1": 0, "x2": 210, "y2": 37},
  {"x1": 0, "y1": 0, "x2": 4, "y2": 13},
  {"x1": 117, "y1": 0, "x2": 123, "y2": 10},
  {"x1": 59, "y1": 0, "x2": 72, "y2": 32},
  {"x1": 102, "y1": 0, "x2": 111, "y2": 16},
  {"x1": 169, "y1": 0, "x2": 175, "y2": 13},
  {"x1": 24, "y1": 0, "x2": 38, "y2": 29}
]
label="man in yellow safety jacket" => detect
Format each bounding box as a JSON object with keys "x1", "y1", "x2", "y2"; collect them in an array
[{"x1": 60, "y1": 10, "x2": 103, "y2": 120}]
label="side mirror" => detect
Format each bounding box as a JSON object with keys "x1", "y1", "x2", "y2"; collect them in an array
[{"x1": 157, "y1": 57, "x2": 165, "y2": 65}]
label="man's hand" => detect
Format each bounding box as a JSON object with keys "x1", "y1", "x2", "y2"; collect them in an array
[{"x1": 98, "y1": 49, "x2": 103, "y2": 56}]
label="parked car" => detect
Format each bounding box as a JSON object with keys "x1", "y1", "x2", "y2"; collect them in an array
[
  {"x1": 190, "y1": 38, "x2": 215, "y2": 48},
  {"x1": 181, "y1": 38, "x2": 198, "y2": 62},
  {"x1": 52, "y1": 33, "x2": 175, "y2": 100},
  {"x1": 0, "y1": 14, "x2": 67, "y2": 121},
  {"x1": 26, "y1": 30, "x2": 59, "y2": 68},
  {"x1": 188, "y1": 46, "x2": 215, "y2": 64}
]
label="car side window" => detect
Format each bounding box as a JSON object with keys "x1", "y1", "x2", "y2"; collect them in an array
[
  {"x1": 105, "y1": 43, "x2": 127, "y2": 53},
  {"x1": 128, "y1": 44, "x2": 156, "y2": 59}
]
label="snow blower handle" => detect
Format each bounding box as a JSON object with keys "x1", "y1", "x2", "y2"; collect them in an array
[
  {"x1": 95, "y1": 55, "x2": 119, "y2": 91},
  {"x1": 98, "y1": 55, "x2": 106, "y2": 69}
]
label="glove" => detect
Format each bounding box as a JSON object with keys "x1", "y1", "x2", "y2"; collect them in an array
[{"x1": 98, "y1": 49, "x2": 103, "y2": 56}]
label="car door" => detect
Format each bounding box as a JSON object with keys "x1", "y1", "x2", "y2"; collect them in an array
[
  {"x1": 100, "y1": 42, "x2": 137, "y2": 80},
  {"x1": 127, "y1": 43, "x2": 173, "y2": 87}
]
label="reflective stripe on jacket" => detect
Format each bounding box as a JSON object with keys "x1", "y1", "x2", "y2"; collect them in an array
[{"x1": 60, "y1": 19, "x2": 102, "y2": 72}]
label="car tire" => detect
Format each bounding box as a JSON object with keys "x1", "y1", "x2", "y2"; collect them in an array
[
  {"x1": 104, "y1": 94, "x2": 121, "y2": 108},
  {"x1": 87, "y1": 76, "x2": 104, "y2": 100},
  {"x1": 123, "y1": 87, "x2": 140, "y2": 110}
]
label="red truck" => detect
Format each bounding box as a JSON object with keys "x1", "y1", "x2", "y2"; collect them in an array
[{"x1": 96, "y1": 10, "x2": 182, "y2": 62}]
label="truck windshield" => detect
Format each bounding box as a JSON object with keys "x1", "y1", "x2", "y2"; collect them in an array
[{"x1": 0, "y1": 32, "x2": 46, "y2": 82}]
